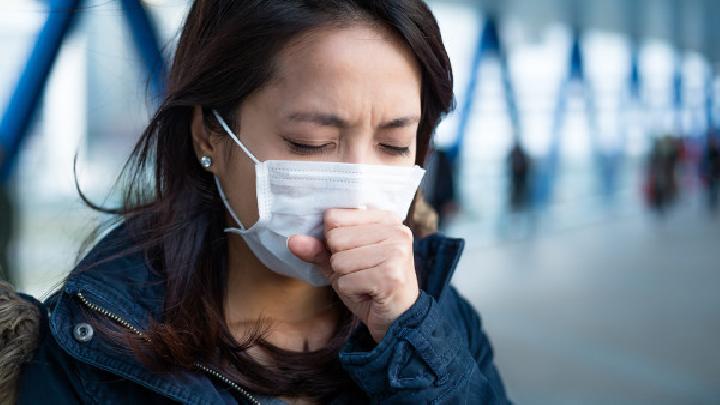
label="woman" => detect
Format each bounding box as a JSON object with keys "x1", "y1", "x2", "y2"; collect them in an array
[{"x1": 16, "y1": 0, "x2": 509, "y2": 403}]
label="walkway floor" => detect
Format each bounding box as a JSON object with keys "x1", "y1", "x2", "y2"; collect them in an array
[{"x1": 450, "y1": 197, "x2": 720, "y2": 404}]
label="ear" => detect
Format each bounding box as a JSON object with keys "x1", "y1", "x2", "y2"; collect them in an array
[{"x1": 191, "y1": 105, "x2": 220, "y2": 172}]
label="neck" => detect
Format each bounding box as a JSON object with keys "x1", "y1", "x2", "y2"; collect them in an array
[{"x1": 224, "y1": 234, "x2": 336, "y2": 327}]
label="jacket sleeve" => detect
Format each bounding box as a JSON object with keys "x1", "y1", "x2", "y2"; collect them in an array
[{"x1": 338, "y1": 287, "x2": 510, "y2": 404}]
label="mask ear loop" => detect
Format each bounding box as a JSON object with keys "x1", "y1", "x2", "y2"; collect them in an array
[
  {"x1": 211, "y1": 109, "x2": 261, "y2": 165},
  {"x1": 214, "y1": 176, "x2": 246, "y2": 231},
  {"x1": 210, "y1": 110, "x2": 261, "y2": 232}
]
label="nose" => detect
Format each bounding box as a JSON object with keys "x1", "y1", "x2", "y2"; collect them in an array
[{"x1": 340, "y1": 133, "x2": 379, "y2": 165}]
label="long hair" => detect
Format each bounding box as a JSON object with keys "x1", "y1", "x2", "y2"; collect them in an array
[{"x1": 76, "y1": 0, "x2": 454, "y2": 399}]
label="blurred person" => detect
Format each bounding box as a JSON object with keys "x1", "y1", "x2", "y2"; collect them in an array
[
  {"x1": 645, "y1": 135, "x2": 680, "y2": 214},
  {"x1": 8, "y1": 1, "x2": 509, "y2": 404},
  {"x1": 701, "y1": 134, "x2": 720, "y2": 212},
  {"x1": 423, "y1": 147, "x2": 459, "y2": 231},
  {"x1": 507, "y1": 142, "x2": 532, "y2": 212},
  {"x1": 496, "y1": 142, "x2": 536, "y2": 240}
]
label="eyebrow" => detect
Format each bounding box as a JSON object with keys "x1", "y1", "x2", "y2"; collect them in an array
[{"x1": 286, "y1": 112, "x2": 420, "y2": 130}]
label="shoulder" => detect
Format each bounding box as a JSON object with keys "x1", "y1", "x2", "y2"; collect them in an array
[
  {"x1": 0, "y1": 282, "x2": 43, "y2": 403},
  {"x1": 14, "y1": 289, "x2": 178, "y2": 404},
  {"x1": 1, "y1": 282, "x2": 96, "y2": 403},
  {"x1": 14, "y1": 291, "x2": 92, "y2": 404},
  {"x1": 8, "y1": 222, "x2": 171, "y2": 404}
]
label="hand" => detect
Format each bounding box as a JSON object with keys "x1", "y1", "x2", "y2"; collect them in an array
[{"x1": 288, "y1": 208, "x2": 420, "y2": 343}]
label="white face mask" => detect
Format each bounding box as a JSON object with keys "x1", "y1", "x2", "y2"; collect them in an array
[{"x1": 211, "y1": 109, "x2": 425, "y2": 286}]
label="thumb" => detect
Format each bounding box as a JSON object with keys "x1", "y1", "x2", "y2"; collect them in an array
[{"x1": 287, "y1": 235, "x2": 331, "y2": 269}]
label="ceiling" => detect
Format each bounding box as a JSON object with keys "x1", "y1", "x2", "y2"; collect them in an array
[{"x1": 435, "y1": 0, "x2": 720, "y2": 67}]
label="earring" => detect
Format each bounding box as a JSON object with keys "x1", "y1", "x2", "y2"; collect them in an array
[{"x1": 200, "y1": 155, "x2": 213, "y2": 169}]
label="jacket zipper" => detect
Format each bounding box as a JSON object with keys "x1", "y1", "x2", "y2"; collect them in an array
[
  {"x1": 76, "y1": 292, "x2": 261, "y2": 405},
  {"x1": 194, "y1": 363, "x2": 261, "y2": 405}
]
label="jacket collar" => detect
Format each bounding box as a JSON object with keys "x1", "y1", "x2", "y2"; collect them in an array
[
  {"x1": 61, "y1": 224, "x2": 165, "y2": 330},
  {"x1": 62, "y1": 224, "x2": 465, "y2": 331},
  {"x1": 51, "y1": 223, "x2": 465, "y2": 403}
]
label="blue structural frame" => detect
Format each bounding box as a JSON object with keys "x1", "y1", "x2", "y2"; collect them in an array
[
  {"x1": 0, "y1": 0, "x2": 167, "y2": 183},
  {"x1": 534, "y1": 27, "x2": 608, "y2": 206},
  {"x1": 629, "y1": 44, "x2": 642, "y2": 101},
  {"x1": 120, "y1": 0, "x2": 168, "y2": 100},
  {"x1": 623, "y1": 42, "x2": 642, "y2": 147},
  {"x1": 0, "y1": 0, "x2": 81, "y2": 182},
  {"x1": 672, "y1": 53, "x2": 684, "y2": 135},
  {"x1": 450, "y1": 18, "x2": 624, "y2": 210},
  {"x1": 449, "y1": 14, "x2": 522, "y2": 163},
  {"x1": 706, "y1": 70, "x2": 715, "y2": 132}
]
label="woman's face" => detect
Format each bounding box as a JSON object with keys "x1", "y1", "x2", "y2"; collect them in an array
[{"x1": 193, "y1": 24, "x2": 422, "y2": 228}]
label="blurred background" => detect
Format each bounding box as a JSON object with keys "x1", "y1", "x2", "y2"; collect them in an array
[{"x1": 1, "y1": 0, "x2": 718, "y2": 403}]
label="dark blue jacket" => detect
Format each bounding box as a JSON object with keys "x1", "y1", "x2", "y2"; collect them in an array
[{"x1": 17, "y1": 225, "x2": 510, "y2": 404}]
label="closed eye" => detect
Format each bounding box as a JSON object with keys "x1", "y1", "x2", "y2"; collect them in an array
[
  {"x1": 283, "y1": 138, "x2": 334, "y2": 155},
  {"x1": 380, "y1": 144, "x2": 411, "y2": 156}
]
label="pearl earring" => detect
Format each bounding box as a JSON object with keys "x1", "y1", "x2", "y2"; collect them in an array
[{"x1": 200, "y1": 155, "x2": 213, "y2": 169}]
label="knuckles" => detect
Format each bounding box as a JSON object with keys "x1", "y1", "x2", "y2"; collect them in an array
[
  {"x1": 329, "y1": 252, "x2": 346, "y2": 274},
  {"x1": 325, "y1": 228, "x2": 343, "y2": 253},
  {"x1": 382, "y1": 262, "x2": 405, "y2": 289},
  {"x1": 324, "y1": 208, "x2": 403, "y2": 231},
  {"x1": 323, "y1": 212, "x2": 416, "y2": 306},
  {"x1": 323, "y1": 209, "x2": 343, "y2": 232},
  {"x1": 387, "y1": 240, "x2": 410, "y2": 260},
  {"x1": 393, "y1": 224, "x2": 414, "y2": 245},
  {"x1": 335, "y1": 276, "x2": 349, "y2": 294}
]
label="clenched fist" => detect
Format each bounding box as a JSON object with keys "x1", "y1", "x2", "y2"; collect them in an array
[{"x1": 288, "y1": 208, "x2": 420, "y2": 343}]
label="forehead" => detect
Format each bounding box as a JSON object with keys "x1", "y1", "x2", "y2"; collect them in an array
[{"x1": 265, "y1": 24, "x2": 422, "y2": 106}]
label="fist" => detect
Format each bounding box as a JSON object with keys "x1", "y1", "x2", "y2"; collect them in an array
[{"x1": 288, "y1": 208, "x2": 420, "y2": 343}]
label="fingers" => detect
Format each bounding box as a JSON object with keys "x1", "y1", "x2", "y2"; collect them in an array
[
  {"x1": 325, "y1": 223, "x2": 412, "y2": 254},
  {"x1": 332, "y1": 261, "x2": 412, "y2": 301},
  {"x1": 329, "y1": 243, "x2": 385, "y2": 276},
  {"x1": 329, "y1": 241, "x2": 407, "y2": 276},
  {"x1": 323, "y1": 209, "x2": 413, "y2": 279},
  {"x1": 332, "y1": 265, "x2": 384, "y2": 297},
  {"x1": 324, "y1": 208, "x2": 402, "y2": 234},
  {"x1": 317, "y1": 207, "x2": 420, "y2": 341},
  {"x1": 287, "y1": 235, "x2": 330, "y2": 268}
]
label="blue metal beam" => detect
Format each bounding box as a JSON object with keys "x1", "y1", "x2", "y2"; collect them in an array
[
  {"x1": 672, "y1": 54, "x2": 684, "y2": 134},
  {"x1": 671, "y1": 0, "x2": 684, "y2": 136},
  {"x1": 120, "y1": 0, "x2": 167, "y2": 101},
  {"x1": 569, "y1": 28, "x2": 585, "y2": 82},
  {"x1": 705, "y1": 69, "x2": 715, "y2": 131},
  {"x1": 450, "y1": 11, "x2": 489, "y2": 162},
  {"x1": 451, "y1": 15, "x2": 521, "y2": 158},
  {"x1": 0, "y1": 0, "x2": 168, "y2": 182},
  {"x1": 0, "y1": 0, "x2": 82, "y2": 182},
  {"x1": 498, "y1": 32, "x2": 522, "y2": 145},
  {"x1": 536, "y1": 30, "x2": 585, "y2": 206},
  {"x1": 629, "y1": 44, "x2": 642, "y2": 100},
  {"x1": 537, "y1": 27, "x2": 614, "y2": 206},
  {"x1": 548, "y1": 29, "x2": 588, "y2": 169}
]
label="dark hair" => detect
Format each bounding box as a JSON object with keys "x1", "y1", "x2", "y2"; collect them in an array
[{"x1": 77, "y1": 0, "x2": 454, "y2": 399}]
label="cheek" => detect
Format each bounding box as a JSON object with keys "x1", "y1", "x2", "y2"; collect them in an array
[{"x1": 218, "y1": 149, "x2": 261, "y2": 227}]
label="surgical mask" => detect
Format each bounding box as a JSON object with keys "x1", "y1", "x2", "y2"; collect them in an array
[{"x1": 211, "y1": 109, "x2": 425, "y2": 286}]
